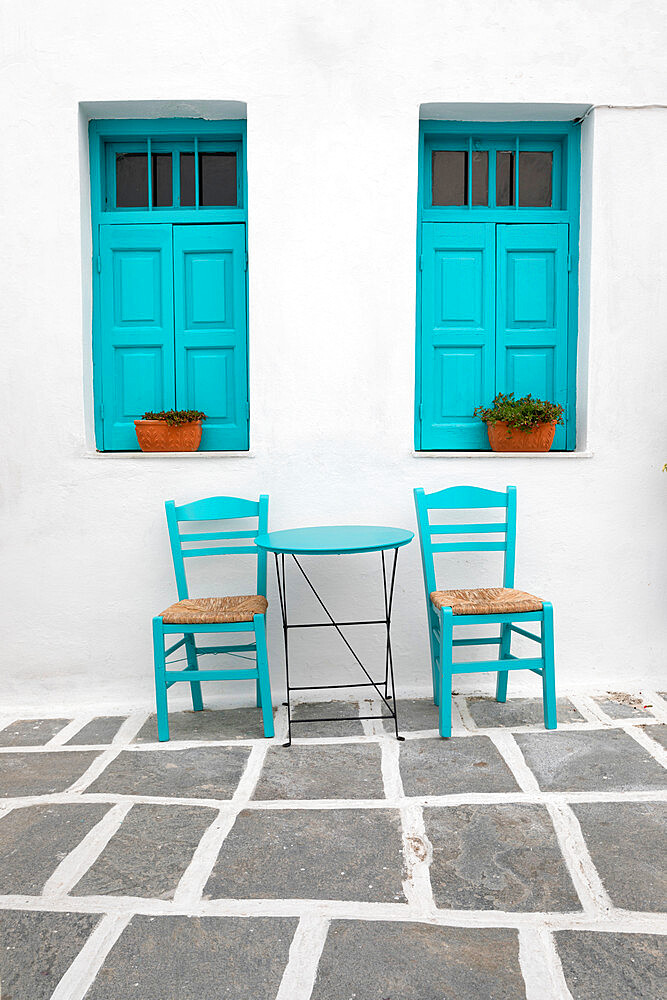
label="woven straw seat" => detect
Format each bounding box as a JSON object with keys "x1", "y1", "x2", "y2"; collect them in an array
[
  {"x1": 430, "y1": 587, "x2": 542, "y2": 616},
  {"x1": 160, "y1": 595, "x2": 268, "y2": 624}
]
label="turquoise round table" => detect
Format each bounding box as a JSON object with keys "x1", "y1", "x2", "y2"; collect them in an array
[{"x1": 255, "y1": 525, "x2": 414, "y2": 746}]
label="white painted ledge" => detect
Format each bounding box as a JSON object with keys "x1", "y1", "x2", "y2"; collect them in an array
[
  {"x1": 83, "y1": 450, "x2": 255, "y2": 459},
  {"x1": 412, "y1": 450, "x2": 593, "y2": 459}
]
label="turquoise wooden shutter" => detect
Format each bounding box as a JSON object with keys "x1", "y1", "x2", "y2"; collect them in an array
[
  {"x1": 420, "y1": 223, "x2": 495, "y2": 449},
  {"x1": 172, "y1": 224, "x2": 248, "y2": 450},
  {"x1": 496, "y1": 224, "x2": 570, "y2": 449},
  {"x1": 99, "y1": 225, "x2": 175, "y2": 450}
]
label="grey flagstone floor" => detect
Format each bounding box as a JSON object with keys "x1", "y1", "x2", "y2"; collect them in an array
[{"x1": 0, "y1": 690, "x2": 665, "y2": 999}]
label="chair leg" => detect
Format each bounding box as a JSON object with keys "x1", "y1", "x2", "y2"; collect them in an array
[
  {"x1": 152, "y1": 617, "x2": 170, "y2": 742},
  {"x1": 428, "y1": 611, "x2": 440, "y2": 706},
  {"x1": 496, "y1": 623, "x2": 510, "y2": 702},
  {"x1": 184, "y1": 635, "x2": 204, "y2": 712},
  {"x1": 541, "y1": 602, "x2": 557, "y2": 730},
  {"x1": 255, "y1": 678, "x2": 261, "y2": 708},
  {"x1": 438, "y1": 608, "x2": 453, "y2": 738},
  {"x1": 253, "y1": 614, "x2": 274, "y2": 738}
]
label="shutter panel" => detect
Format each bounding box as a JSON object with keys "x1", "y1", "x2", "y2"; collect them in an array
[
  {"x1": 173, "y1": 224, "x2": 248, "y2": 450},
  {"x1": 420, "y1": 223, "x2": 495, "y2": 449},
  {"x1": 496, "y1": 224, "x2": 569, "y2": 449},
  {"x1": 99, "y1": 225, "x2": 175, "y2": 450}
]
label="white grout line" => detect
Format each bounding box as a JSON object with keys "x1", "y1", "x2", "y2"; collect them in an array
[
  {"x1": 379, "y1": 735, "x2": 404, "y2": 801},
  {"x1": 1, "y1": 891, "x2": 664, "y2": 933},
  {"x1": 173, "y1": 743, "x2": 269, "y2": 907},
  {"x1": 399, "y1": 802, "x2": 436, "y2": 917},
  {"x1": 487, "y1": 731, "x2": 541, "y2": 793},
  {"x1": 566, "y1": 693, "x2": 608, "y2": 725},
  {"x1": 274, "y1": 703, "x2": 289, "y2": 744},
  {"x1": 45, "y1": 715, "x2": 97, "y2": 748},
  {"x1": 642, "y1": 690, "x2": 667, "y2": 723},
  {"x1": 519, "y1": 925, "x2": 574, "y2": 1000},
  {"x1": 48, "y1": 911, "x2": 132, "y2": 1000},
  {"x1": 65, "y1": 746, "x2": 126, "y2": 794},
  {"x1": 545, "y1": 802, "x2": 613, "y2": 917},
  {"x1": 42, "y1": 803, "x2": 134, "y2": 897},
  {"x1": 454, "y1": 695, "x2": 477, "y2": 730},
  {"x1": 112, "y1": 710, "x2": 151, "y2": 744},
  {"x1": 450, "y1": 696, "x2": 468, "y2": 734},
  {"x1": 359, "y1": 697, "x2": 386, "y2": 737},
  {"x1": 621, "y1": 721, "x2": 667, "y2": 767},
  {"x1": 274, "y1": 914, "x2": 330, "y2": 1000}
]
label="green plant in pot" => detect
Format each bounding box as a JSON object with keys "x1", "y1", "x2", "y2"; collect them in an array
[
  {"x1": 134, "y1": 410, "x2": 207, "y2": 452},
  {"x1": 473, "y1": 393, "x2": 564, "y2": 452}
]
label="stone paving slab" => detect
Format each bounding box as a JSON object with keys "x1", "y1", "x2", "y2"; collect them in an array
[
  {"x1": 290, "y1": 700, "x2": 364, "y2": 737},
  {"x1": 86, "y1": 745, "x2": 250, "y2": 799},
  {"x1": 425, "y1": 804, "x2": 580, "y2": 911},
  {"x1": 514, "y1": 729, "x2": 667, "y2": 791},
  {"x1": 134, "y1": 707, "x2": 272, "y2": 742},
  {"x1": 71, "y1": 803, "x2": 217, "y2": 898},
  {"x1": 0, "y1": 909, "x2": 100, "y2": 1000},
  {"x1": 85, "y1": 915, "x2": 298, "y2": 1000},
  {"x1": 555, "y1": 931, "x2": 667, "y2": 999},
  {"x1": 65, "y1": 716, "x2": 128, "y2": 745},
  {"x1": 467, "y1": 696, "x2": 583, "y2": 728},
  {"x1": 311, "y1": 920, "x2": 525, "y2": 1000},
  {"x1": 0, "y1": 750, "x2": 100, "y2": 797},
  {"x1": 205, "y1": 807, "x2": 405, "y2": 902},
  {"x1": 254, "y1": 743, "x2": 384, "y2": 800},
  {"x1": 572, "y1": 802, "x2": 667, "y2": 912},
  {"x1": 592, "y1": 694, "x2": 654, "y2": 719},
  {"x1": 0, "y1": 802, "x2": 110, "y2": 894},
  {"x1": 399, "y1": 736, "x2": 520, "y2": 796},
  {"x1": 0, "y1": 717, "x2": 72, "y2": 746},
  {"x1": 642, "y1": 723, "x2": 667, "y2": 750},
  {"x1": 394, "y1": 698, "x2": 440, "y2": 732}
]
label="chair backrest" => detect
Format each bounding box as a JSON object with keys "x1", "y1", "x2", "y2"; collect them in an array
[
  {"x1": 165, "y1": 495, "x2": 269, "y2": 600},
  {"x1": 413, "y1": 485, "x2": 517, "y2": 598}
]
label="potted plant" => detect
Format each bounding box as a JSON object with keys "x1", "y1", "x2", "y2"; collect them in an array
[
  {"x1": 134, "y1": 410, "x2": 207, "y2": 452},
  {"x1": 473, "y1": 393, "x2": 564, "y2": 452}
]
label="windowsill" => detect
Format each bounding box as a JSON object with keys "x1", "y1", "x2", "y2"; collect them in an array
[
  {"x1": 412, "y1": 450, "x2": 593, "y2": 459},
  {"x1": 83, "y1": 450, "x2": 255, "y2": 459}
]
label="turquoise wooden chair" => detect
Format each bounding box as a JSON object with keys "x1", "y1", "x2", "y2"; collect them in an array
[
  {"x1": 413, "y1": 485, "x2": 556, "y2": 737},
  {"x1": 152, "y1": 494, "x2": 274, "y2": 742}
]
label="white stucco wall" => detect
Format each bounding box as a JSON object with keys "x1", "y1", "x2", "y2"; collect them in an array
[{"x1": 1, "y1": 1, "x2": 666, "y2": 713}]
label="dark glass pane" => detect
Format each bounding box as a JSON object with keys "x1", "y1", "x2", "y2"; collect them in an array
[
  {"x1": 471, "y1": 150, "x2": 488, "y2": 206},
  {"x1": 519, "y1": 151, "x2": 553, "y2": 207},
  {"x1": 180, "y1": 153, "x2": 196, "y2": 206},
  {"x1": 496, "y1": 151, "x2": 515, "y2": 206},
  {"x1": 199, "y1": 152, "x2": 237, "y2": 206},
  {"x1": 116, "y1": 153, "x2": 148, "y2": 207},
  {"x1": 151, "y1": 153, "x2": 172, "y2": 207},
  {"x1": 432, "y1": 150, "x2": 467, "y2": 205}
]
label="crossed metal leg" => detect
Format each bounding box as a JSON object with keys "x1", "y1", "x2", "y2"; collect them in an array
[{"x1": 274, "y1": 549, "x2": 403, "y2": 747}]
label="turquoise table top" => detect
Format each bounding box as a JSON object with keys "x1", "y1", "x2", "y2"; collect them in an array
[{"x1": 255, "y1": 525, "x2": 414, "y2": 555}]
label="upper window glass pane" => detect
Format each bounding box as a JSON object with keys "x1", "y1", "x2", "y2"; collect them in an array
[
  {"x1": 496, "y1": 151, "x2": 515, "y2": 207},
  {"x1": 519, "y1": 151, "x2": 553, "y2": 207},
  {"x1": 432, "y1": 150, "x2": 466, "y2": 205},
  {"x1": 179, "y1": 152, "x2": 196, "y2": 206},
  {"x1": 471, "y1": 151, "x2": 488, "y2": 206},
  {"x1": 152, "y1": 154, "x2": 172, "y2": 207},
  {"x1": 200, "y1": 152, "x2": 237, "y2": 206},
  {"x1": 116, "y1": 153, "x2": 148, "y2": 207}
]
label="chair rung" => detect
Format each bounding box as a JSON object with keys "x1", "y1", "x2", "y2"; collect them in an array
[
  {"x1": 431, "y1": 541, "x2": 506, "y2": 553},
  {"x1": 509, "y1": 625, "x2": 542, "y2": 642},
  {"x1": 165, "y1": 668, "x2": 259, "y2": 684},
  {"x1": 182, "y1": 546, "x2": 257, "y2": 557},
  {"x1": 452, "y1": 657, "x2": 544, "y2": 674},
  {"x1": 452, "y1": 637, "x2": 502, "y2": 646},
  {"x1": 430, "y1": 522, "x2": 507, "y2": 535},
  {"x1": 196, "y1": 643, "x2": 257, "y2": 655},
  {"x1": 165, "y1": 638, "x2": 187, "y2": 657}
]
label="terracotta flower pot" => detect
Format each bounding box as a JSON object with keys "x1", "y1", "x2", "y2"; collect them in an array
[
  {"x1": 486, "y1": 420, "x2": 556, "y2": 452},
  {"x1": 134, "y1": 420, "x2": 202, "y2": 452}
]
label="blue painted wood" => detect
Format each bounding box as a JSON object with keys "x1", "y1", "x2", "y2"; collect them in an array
[
  {"x1": 153, "y1": 493, "x2": 272, "y2": 741},
  {"x1": 413, "y1": 484, "x2": 557, "y2": 736},
  {"x1": 496, "y1": 224, "x2": 570, "y2": 449},
  {"x1": 430, "y1": 522, "x2": 507, "y2": 534},
  {"x1": 172, "y1": 224, "x2": 248, "y2": 450},
  {"x1": 255, "y1": 525, "x2": 414, "y2": 555},
  {"x1": 431, "y1": 541, "x2": 506, "y2": 553},
  {"x1": 420, "y1": 223, "x2": 495, "y2": 449},
  {"x1": 99, "y1": 225, "x2": 175, "y2": 449}
]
